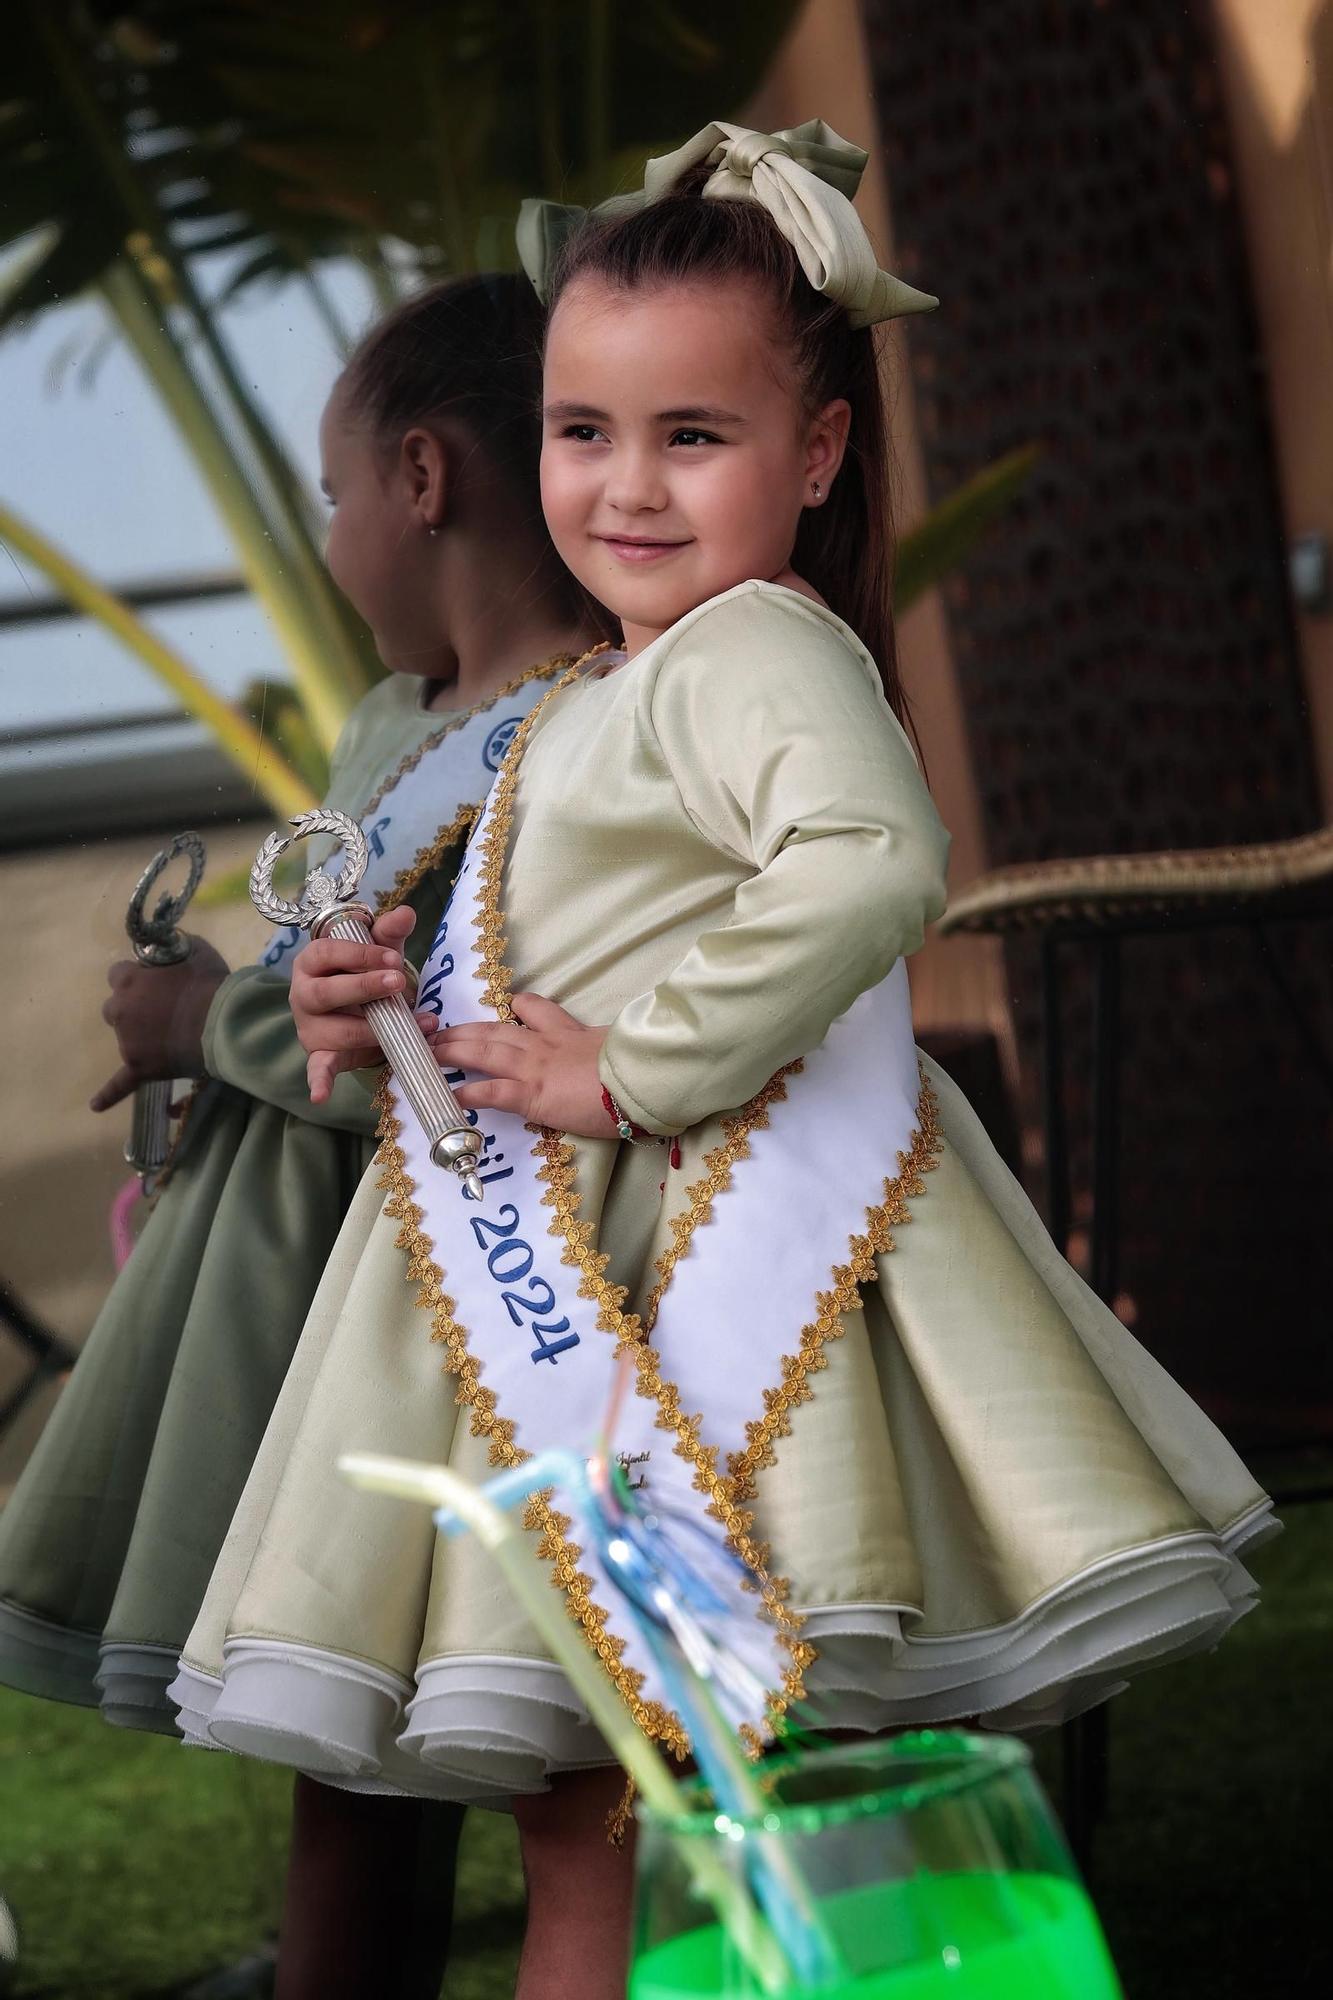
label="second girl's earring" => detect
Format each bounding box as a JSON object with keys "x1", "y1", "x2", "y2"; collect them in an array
[{"x1": 811, "y1": 480, "x2": 822, "y2": 502}]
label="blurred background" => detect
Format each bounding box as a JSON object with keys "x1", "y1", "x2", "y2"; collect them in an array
[{"x1": 1, "y1": 2, "x2": 1329, "y2": 1995}]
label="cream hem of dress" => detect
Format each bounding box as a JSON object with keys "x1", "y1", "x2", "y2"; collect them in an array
[{"x1": 167, "y1": 1501, "x2": 1273, "y2": 1806}]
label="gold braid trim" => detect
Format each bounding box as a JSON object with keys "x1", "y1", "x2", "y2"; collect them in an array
[
  {"x1": 530, "y1": 1077, "x2": 941, "y2": 1729},
  {"x1": 469, "y1": 655, "x2": 603, "y2": 1016},
  {"x1": 607, "y1": 1773, "x2": 638, "y2": 1847},
  {"x1": 533, "y1": 1122, "x2": 818, "y2": 1739},
  {"x1": 359, "y1": 653, "x2": 577, "y2": 818},
  {"x1": 372, "y1": 640, "x2": 693, "y2": 1762},
  {"x1": 726, "y1": 1079, "x2": 943, "y2": 1501},
  {"x1": 375, "y1": 801, "x2": 481, "y2": 917},
  {"x1": 643, "y1": 1066, "x2": 801, "y2": 1326},
  {"x1": 373, "y1": 1068, "x2": 688, "y2": 1761},
  {"x1": 144, "y1": 1078, "x2": 208, "y2": 1201}
]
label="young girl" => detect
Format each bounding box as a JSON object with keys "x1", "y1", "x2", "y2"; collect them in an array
[
  {"x1": 180, "y1": 124, "x2": 1273, "y2": 1999},
  {"x1": 0, "y1": 272, "x2": 603, "y2": 1998}
]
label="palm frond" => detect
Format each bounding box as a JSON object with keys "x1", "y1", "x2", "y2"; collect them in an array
[
  {"x1": 895, "y1": 448, "x2": 1041, "y2": 614},
  {"x1": 0, "y1": 496, "x2": 318, "y2": 819}
]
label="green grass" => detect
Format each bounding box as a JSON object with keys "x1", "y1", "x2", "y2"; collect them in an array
[
  {"x1": 0, "y1": 1700, "x2": 289, "y2": 1996},
  {"x1": 0, "y1": 1506, "x2": 1325, "y2": 1998}
]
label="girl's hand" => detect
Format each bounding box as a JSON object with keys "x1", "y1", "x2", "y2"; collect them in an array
[
  {"x1": 292, "y1": 904, "x2": 439, "y2": 1104},
  {"x1": 91, "y1": 937, "x2": 230, "y2": 1112},
  {"x1": 430, "y1": 994, "x2": 611, "y2": 1138}
]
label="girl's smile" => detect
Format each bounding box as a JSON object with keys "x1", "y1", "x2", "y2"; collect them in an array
[
  {"x1": 541, "y1": 276, "x2": 849, "y2": 656},
  {"x1": 595, "y1": 532, "x2": 694, "y2": 563}
]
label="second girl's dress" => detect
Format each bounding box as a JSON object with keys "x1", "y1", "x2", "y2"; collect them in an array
[
  {"x1": 0, "y1": 662, "x2": 564, "y2": 1729},
  {"x1": 173, "y1": 583, "x2": 1272, "y2": 1799}
]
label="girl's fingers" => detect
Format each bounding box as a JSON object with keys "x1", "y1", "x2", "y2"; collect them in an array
[
  {"x1": 306, "y1": 1047, "x2": 379, "y2": 1099},
  {"x1": 294, "y1": 968, "x2": 407, "y2": 1014},
  {"x1": 453, "y1": 1079, "x2": 530, "y2": 1116},
  {"x1": 298, "y1": 1013, "x2": 385, "y2": 1053},
  {"x1": 300, "y1": 937, "x2": 405, "y2": 979},
  {"x1": 90, "y1": 1064, "x2": 136, "y2": 1113},
  {"x1": 370, "y1": 904, "x2": 416, "y2": 948},
  {"x1": 509, "y1": 990, "x2": 578, "y2": 1030},
  {"x1": 432, "y1": 1023, "x2": 530, "y2": 1075},
  {"x1": 307, "y1": 1050, "x2": 342, "y2": 1102}
]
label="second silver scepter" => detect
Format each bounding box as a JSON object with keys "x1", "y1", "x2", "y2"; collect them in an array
[
  {"x1": 124, "y1": 830, "x2": 207, "y2": 1189},
  {"x1": 250, "y1": 809, "x2": 484, "y2": 1202}
]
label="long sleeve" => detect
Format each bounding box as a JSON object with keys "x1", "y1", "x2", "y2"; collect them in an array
[
  {"x1": 598, "y1": 589, "x2": 949, "y2": 1133},
  {"x1": 201, "y1": 965, "x2": 378, "y2": 1134}
]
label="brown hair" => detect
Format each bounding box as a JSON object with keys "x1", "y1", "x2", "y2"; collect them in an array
[
  {"x1": 341, "y1": 273, "x2": 606, "y2": 637},
  {"x1": 547, "y1": 176, "x2": 905, "y2": 719}
]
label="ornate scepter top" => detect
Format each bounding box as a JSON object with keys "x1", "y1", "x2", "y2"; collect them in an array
[
  {"x1": 250, "y1": 809, "x2": 484, "y2": 1199},
  {"x1": 249, "y1": 809, "x2": 372, "y2": 936},
  {"x1": 126, "y1": 829, "x2": 206, "y2": 966}
]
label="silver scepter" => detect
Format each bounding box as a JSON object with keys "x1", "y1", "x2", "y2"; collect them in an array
[
  {"x1": 124, "y1": 830, "x2": 207, "y2": 1187},
  {"x1": 250, "y1": 809, "x2": 484, "y2": 1202}
]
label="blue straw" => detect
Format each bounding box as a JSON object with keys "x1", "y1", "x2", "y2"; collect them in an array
[{"x1": 434, "y1": 1447, "x2": 845, "y2": 1989}]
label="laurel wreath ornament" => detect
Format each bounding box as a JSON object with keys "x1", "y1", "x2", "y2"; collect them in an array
[
  {"x1": 249, "y1": 809, "x2": 370, "y2": 930},
  {"x1": 126, "y1": 829, "x2": 206, "y2": 965}
]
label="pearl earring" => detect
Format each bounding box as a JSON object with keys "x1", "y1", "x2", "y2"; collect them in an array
[
  {"x1": 428, "y1": 525, "x2": 440, "y2": 537},
  {"x1": 811, "y1": 480, "x2": 822, "y2": 500}
]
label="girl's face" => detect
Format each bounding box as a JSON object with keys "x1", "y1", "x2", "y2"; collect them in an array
[
  {"x1": 319, "y1": 389, "x2": 439, "y2": 673},
  {"x1": 541, "y1": 276, "x2": 848, "y2": 655}
]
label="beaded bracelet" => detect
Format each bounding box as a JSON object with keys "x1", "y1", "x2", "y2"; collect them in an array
[
  {"x1": 601, "y1": 1085, "x2": 683, "y2": 1170},
  {"x1": 600, "y1": 1085, "x2": 651, "y2": 1143}
]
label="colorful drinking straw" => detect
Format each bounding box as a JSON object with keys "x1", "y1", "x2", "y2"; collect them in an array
[{"x1": 339, "y1": 1446, "x2": 841, "y2": 1992}]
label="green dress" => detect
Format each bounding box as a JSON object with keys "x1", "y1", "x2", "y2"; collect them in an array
[
  {"x1": 173, "y1": 585, "x2": 1273, "y2": 1804},
  {"x1": 0, "y1": 673, "x2": 470, "y2": 1729}
]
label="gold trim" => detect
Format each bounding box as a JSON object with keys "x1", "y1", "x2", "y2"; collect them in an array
[
  {"x1": 145, "y1": 1078, "x2": 207, "y2": 1200},
  {"x1": 607, "y1": 1774, "x2": 637, "y2": 1847},
  {"x1": 468, "y1": 659, "x2": 595, "y2": 1017},
  {"x1": 726, "y1": 1080, "x2": 942, "y2": 1500},
  {"x1": 360, "y1": 653, "x2": 576, "y2": 818},
  {"x1": 643, "y1": 1066, "x2": 800, "y2": 1326},
  {"x1": 533, "y1": 1121, "x2": 819, "y2": 1733},
  {"x1": 535, "y1": 1077, "x2": 941, "y2": 1726},
  {"x1": 374, "y1": 1072, "x2": 688, "y2": 1761},
  {"x1": 375, "y1": 801, "x2": 481, "y2": 917}
]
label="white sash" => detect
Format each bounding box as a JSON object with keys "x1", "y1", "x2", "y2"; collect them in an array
[
  {"x1": 387, "y1": 761, "x2": 930, "y2": 1749},
  {"x1": 257, "y1": 676, "x2": 557, "y2": 977}
]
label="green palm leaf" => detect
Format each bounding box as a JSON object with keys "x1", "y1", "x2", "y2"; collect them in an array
[
  {"x1": 895, "y1": 447, "x2": 1041, "y2": 614},
  {"x1": 3, "y1": 0, "x2": 803, "y2": 784}
]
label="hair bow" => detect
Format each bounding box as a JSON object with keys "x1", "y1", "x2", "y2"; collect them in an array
[{"x1": 517, "y1": 117, "x2": 937, "y2": 329}]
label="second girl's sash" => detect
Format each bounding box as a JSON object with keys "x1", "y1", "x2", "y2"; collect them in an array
[
  {"x1": 257, "y1": 672, "x2": 559, "y2": 978},
  {"x1": 386, "y1": 756, "x2": 933, "y2": 1751}
]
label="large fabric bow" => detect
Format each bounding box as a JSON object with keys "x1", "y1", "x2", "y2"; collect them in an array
[{"x1": 517, "y1": 118, "x2": 937, "y2": 329}]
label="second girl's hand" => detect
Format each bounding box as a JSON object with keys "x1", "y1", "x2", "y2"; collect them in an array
[
  {"x1": 91, "y1": 936, "x2": 231, "y2": 1113},
  {"x1": 430, "y1": 999, "x2": 611, "y2": 1139}
]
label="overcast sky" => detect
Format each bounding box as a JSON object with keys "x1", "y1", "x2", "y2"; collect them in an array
[{"x1": 0, "y1": 257, "x2": 378, "y2": 733}]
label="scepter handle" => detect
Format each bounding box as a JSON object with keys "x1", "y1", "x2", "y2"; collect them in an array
[
  {"x1": 125, "y1": 1079, "x2": 175, "y2": 1180},
  {"x1": 315, "y1": 908, "x2": 484, "y2": 1201}
]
